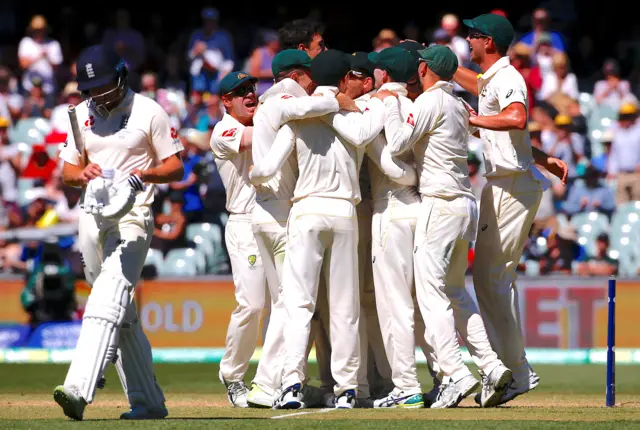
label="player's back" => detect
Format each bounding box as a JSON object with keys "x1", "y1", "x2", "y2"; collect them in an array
[
  {"x1": 368, "y1": 93, "x2": 419, "y2": 202},
  {"x1": 290, "y1": 118, "x2": 360, "y2": 205},
  {"x1": 414, "y1": 83, "x2": 474, "y2": 200}
]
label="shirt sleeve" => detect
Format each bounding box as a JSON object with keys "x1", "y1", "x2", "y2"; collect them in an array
[
  {"x1": 270, "y1": 93, "x2": 339, "y2": 128},
  {"x1": 607, "y1": 139, "x2": 619, "y2": 175},
  {"x1": 49, "y1": 41, "x2": 63, "y2": 66},
  {"x1": 323, "y1": 98, "x2": 385, "y2": 147},
  {"x1": 249, "y1": 123, "x2": 296, "y2": 185},
  {"x1": 384, "y1": 94, "x2": 439, "y2": 156},
  {"x1": 365, "y1": 134, "x2": 417, "y2": 186},
  {"x1": 496, "y1": 78, "x2": 528, "y2": 111},
  {"x1": 210, "y1": 122, "x2": 244, "y2": 161},
  {"x1": 150, "y1": 106, "x2": 183, "y2": 160}
]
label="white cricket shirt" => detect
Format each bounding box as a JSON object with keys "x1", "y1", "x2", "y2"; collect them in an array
[
  {"x1": 251, "y1": 78, "x2": 339, "y2": 203},
  {"x1": 476, "y1": 56, "x2": 535, "y2": 177},
  {"x1": 384, "y1": 81, "x2": 474, "y2": 200},
  {"x1": 59, "y1": 89, "x2": 184, "y2": 207},
  {"x1": 210, "y1": 113, "x2": 255, "y2": 215}
]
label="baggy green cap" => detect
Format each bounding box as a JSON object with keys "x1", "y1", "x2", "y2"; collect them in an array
[
  {"x1": 375, "y1": 47, "x2": 418, "y2": 83},
  {"x1": 417, "y1": 45, "x2": 459, "y2": 81},
  {"x1": 272, "y1": 49, "x2": 313, "y2": 76},
  {"x1": 463, "y1": 13, "x2": 515, "y2": 49}
]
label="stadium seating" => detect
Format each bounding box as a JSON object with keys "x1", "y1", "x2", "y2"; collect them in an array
[
  {"x1": 570, "y1": 211, "x2": 610, "y2": 256},
  {"x1": 144, "y1": 248, "x2": 164, "y2": 274},
  {"x1": 186, "y1": 222, "x2": 226, "y2": 273},
  {"x1": 160, "y1": 248, "x2": 206, "y2": 276}
]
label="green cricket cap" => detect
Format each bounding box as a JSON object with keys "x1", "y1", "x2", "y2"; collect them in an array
[
  {"x1": 272, "y1": 49, "x2": 313, "y2": 76},
  {"x1": 463, "y1": 13, "x2": 515, "y2": 49},
  {"x1": 398, "y1": 40, "x2": 424, "y2": 60},
  {"x1": 218, "y1": 71, "x2": 258, "y2": 96},
  {"x1": 350, "y1": 51, "x2": 376, "y2": 78},
  {"x1": 376, "y1": 47, "x2": 418, "y2": 83},
  {"x1": 311, "y1": 49, "x2": 352, "y2": 87},
  {"x1": 417, "y1": 45, "x2": 459, "y2": 81}
]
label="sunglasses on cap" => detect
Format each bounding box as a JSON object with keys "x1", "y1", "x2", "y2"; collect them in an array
[
  {"x1": 468, "y1": 31, "x2": 490, "y2": 39},
  {"x1": 227, "y1": 84, "x2": 256, "y2": 98}
]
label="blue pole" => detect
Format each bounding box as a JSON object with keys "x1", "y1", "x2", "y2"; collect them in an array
[{"x1": 606, "y1": 276, "x2": 616, "y2": 407}]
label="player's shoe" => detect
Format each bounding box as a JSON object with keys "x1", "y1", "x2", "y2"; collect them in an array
[
  {"x1": 274, "y1": 383, "x2": 306, "y2": 409},
  {"x1": 120, "y1": 404, "x2": 168, "y2": 420},
  {"x1": 219, "y1": 371, "x2": 249, "y2": 408},
  {"x1": 430, "y1": 374, "x2": 480, "y2": 409},
  {"x1": 479, "y1": 364, "x2": 512, "y2": 408},
  {"x1": 53, "y1": 385, "x2": 87, "y2": 421},
  {"x1": 247, "y1": 383, "x2": 275, "y2": 408},
  {"x1": 356, "y1": 397, "x2": 374, "y2": 408},
  {"x1": 334, "y1": 389, "x2": 356, "y2": 409},
  {"x1": 423, "y1": 376, "x2": 443, "y2": 407},
  {"x1": 374, "y1": 388, "x2": 424, "y2": 409},
  {"x1": 496, "y1": 370, "x2": 540, "y2": 406}
]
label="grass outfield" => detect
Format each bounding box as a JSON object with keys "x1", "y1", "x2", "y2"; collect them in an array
[{"x1": 1, "y1": 363, "x2": 639, "y2": 428}]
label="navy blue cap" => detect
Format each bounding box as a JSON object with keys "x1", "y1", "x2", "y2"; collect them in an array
[
  {"x1": 76, "y1": 45, "x2": 125, "y2": 92},
  {"x1": 218, "y1": 71, "x2": 258, "y2": 96}
]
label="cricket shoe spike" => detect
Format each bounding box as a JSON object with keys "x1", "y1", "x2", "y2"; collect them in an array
[{"x1": 53, "y1": 385, "x2": 87, "y2": 421}]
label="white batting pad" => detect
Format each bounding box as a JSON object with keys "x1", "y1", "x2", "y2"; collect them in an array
[
  {"x1": 114, "y1": 302, "x2": 166, "y2": 410},
  {"x1": 64, "y1": 274, "x2": 131, "y2": 403}
]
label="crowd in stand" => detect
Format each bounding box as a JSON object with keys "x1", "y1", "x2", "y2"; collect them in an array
[{"x1": 1, "y1": 7, "x2": 639, "y2": 278}]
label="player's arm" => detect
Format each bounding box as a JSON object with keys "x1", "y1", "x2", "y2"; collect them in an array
[
  {"x1": 59, "y1": 117, "x2": 101, "y2": 187},
  {"x1": 453, "y1": 66, "x2": 480, "y2": 96},
  {"x1": 239, "y1": 127, "x2": 253, "y2": 152},
  {"x1": 141, "y1": 108, "x2": 185, "y2": 183},
  {"x1": 366, "y1": 134, "x2": 417, "y2": 186},
  {"x1": 273, "y1": 92, "x2": 339, "y2": 126},
  {"x1": 531, "y1": 146, "x2": 569, "y2": 185},
  {"x1": 383, "y1": 93, "x2": 438, "y2": 156},
  {"x1": 322, "y1": 97, "x2": 385, "y2": 147},
  {"x1": 470, "y1": 84, "x2": 528, "y2": 131},
  {"x1": 250, "y1": 123, "x2": 295, "y2": 185}
]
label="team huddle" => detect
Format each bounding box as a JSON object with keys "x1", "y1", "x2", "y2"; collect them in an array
[{"x1": 51, "y1": 13, "x2": 568, "y2": 420}]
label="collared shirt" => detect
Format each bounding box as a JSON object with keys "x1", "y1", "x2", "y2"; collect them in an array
[
  {"x1": 477, "y1": 56, "x2": 535, "y2": 178},
  {"x1": 59, "y1": 90, "x2": 184, "y2": 207},
  {"x1": 210, "y1": 113, "x2": 254, "y2": 214},
  {"x1": 251, "y1": 78, "x2": 338, "y2": 202},
  {"x1": 608, "y1": 121, "x2": 640, "y2": 174},
  {"x1": 384, "y1": 81, "x2": 475, "y2": 200}
]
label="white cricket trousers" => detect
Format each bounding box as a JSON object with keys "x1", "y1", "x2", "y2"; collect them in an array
[
  {"x1": 473, "y1": 171, "x2": 543, "y2": 384},
  {"x1": 371, "y1": 195, "x2": 422, "y2": 394},
  {"x1": 414, "y1": 196, "x2": 502, "y2": 381},
  {"x1": 357, "y1": 199, "x2": 392, "y2": 398},
  {"x1": 281, "y1": 197, "x2": 360, "y2": 396},
  {"x1": 220, "y1": 213, "x2": 268, "y2": 383},
  {"x1": 67, "y1": 207, "x2": 164, "y2": 408}
]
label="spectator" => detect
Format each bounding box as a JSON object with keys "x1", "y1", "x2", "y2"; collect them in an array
[
  {"x1": 0, "y1": 117, "x2": 20, "y2": 203},
  {"x1": 593, "y1": 59, "x2": 637, "y2": 110},
  {"x1": 539, "y1": 225, "x2": 585, "y2": 275},
  {"x1": 0, "y1": 67, "x2": 24, "y2": 124},
  {"x1": 102, "y1": 9, "x2": 146, "y2": 73},
  {"x1": 150, "y1": 191, "x2": 192, "y2": 256},
  {"x1": 534, "y1": 33, "x2": 561, "y2": 82},
  {"x1": 510, "y1": 43, "x2": 542, "y2": 112},
  {"x1": 170, "y1": 128, "x2": 208, "y2": 223},
  {"x1": 160, "y1": 52, "x2": 188, "y2": 94},
  {"x1": 21, "y1": 75, "x2": 54, "y2": 119},
  {"x1": 607, "y1": 103, "x2": 640, "y2": 203},
  {"x1": 439, "y1": 14, "x2": 469, "y2": 67},
  {"x1": 372, "y1": 28, "x2": 398, "y2": 52},
  {"x1": 519, "y1": 8, "x2": 566, "y2": 51},
  {"x1": 187, "y1": 7, "x2": 234, "y2": 94},
  {"x1": 575, "y1": 233, "x2": 618, "y2": 276},
  {"x1": 591, "y1": 129, "x2": 613, "y2": 173},
  {"x1": 546, "y1": 114, "x2": 586, "y2": 179},
  {"x1": 248, "y1": 30, "x2": 279, "y2": 97},
  {"x1": 563, "y1": 166, "x2": 616, "y2": 218},
  {"x1": 182, "y1": 89, "x2": 208, "y2": 130},
  {"x1": 431, "y1": 28, "x2": 451, "y2": 47},
  {"x1": 18, "y1": 15, "x2": 63, "y2": 96},
  {"x1": 140, "y1": 71, "x2": 159, "y2": 100},
  {"x1": 49, "y1": 81, "x2": 82, "y2": 133},
  {"x1": 538, "y1": 52, "x2": 579, "y2": 101},
  {"x1": 21, "y1": 145, "x2": 57, "y2": 181}
]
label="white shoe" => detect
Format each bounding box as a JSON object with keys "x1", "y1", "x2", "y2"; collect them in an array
[
  {"x1": 480, "y1": 365, "x2": 513, "y2": 408},
  {"x1": 274, "y1": 383, "x2": 306, "y2": 409},
  {"x1": 247, "y1": 383, "x2": 275, "y2": 408},
  {"x1": 53, "y1": 385, "x2": 87, "y2": 421},
  {"x1": 497, "y1": 371, "x2": 540, "y2": 406},
  {"x1": 430, "y1": 375, "x2": 480, "y2": 409},
  {"x1": 120, "y1": 405, "x2": 168, "y2": 420},
  {"x1": 374, "y1": 388, "x2": 424, "y2": 409},
  {"x1": 334, "y1": 390, "x2": 356, "y2": 409},
  {"x1": 219, "y1": 371, "x2": 249, "y2": 408}
]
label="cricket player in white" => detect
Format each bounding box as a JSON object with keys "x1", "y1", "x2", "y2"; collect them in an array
[
  {"x1": 453, "y1": 15, "x2": 569, "y2": 405},
  {"x1": 248, "y1": 49, "x2": 347, "y2": 407},
  {"x1": 210, "y1": 71, "x2": 267, "y2": 408},
  {"x1": 53, "y1": 45, "x2": 184, "y2": 421},
  {"x1": 384, "y1": 44, "x2": 512, "y2": 408},
  {"x1": 251, "y1": 49, "x2": 385, "y2": 409}
]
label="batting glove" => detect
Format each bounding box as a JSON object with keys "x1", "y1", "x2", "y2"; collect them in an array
[{"x1": 100, "y1": 175, "x2": 145, "y2": 220}]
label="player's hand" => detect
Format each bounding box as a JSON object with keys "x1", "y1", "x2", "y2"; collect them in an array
[
  {"x1": 131, "y1": 168, "x2": 146, "y2": 183},
  {"x1": 546, "y1": 157, "x2": 569, "y2": 185},
  {"x1": 336, "y1": 93, "x2": 360, "y2": 112},
  {"x1": 80, "y1": 163, "x2": 103, "y2": 184},
  {"x1": 374, "y1": 89, "x2": 398, "y2": 100}
]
